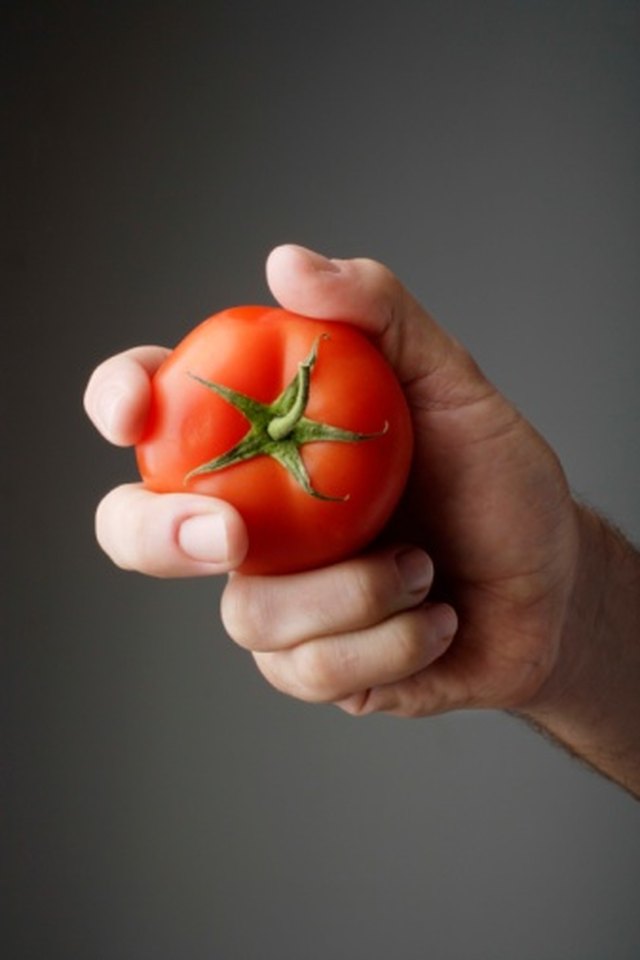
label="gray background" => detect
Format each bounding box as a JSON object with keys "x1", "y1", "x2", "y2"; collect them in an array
[{"x1": 4, "y1": 1, "x2": 640, "y2": 958}]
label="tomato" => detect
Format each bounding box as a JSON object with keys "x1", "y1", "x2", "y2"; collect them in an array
[{"x1": 136, "y1": 306, "x2": 413, "y2": 574}]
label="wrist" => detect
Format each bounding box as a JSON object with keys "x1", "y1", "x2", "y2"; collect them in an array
[
  {"x1": 518, "y1": 504, "x2": 640, "y2": 795},
  {"x1": 523, "y1": 505, "x2": 608, "y2": 717}
]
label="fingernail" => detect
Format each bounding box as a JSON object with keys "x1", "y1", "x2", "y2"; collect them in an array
[
  {"x1": 431, "y1": 604, "x2": 458, "y2": 645},
  {"x1": 395, "y1": 548, "x2": 433, "y2": 595},
  {"x1": 300, "y1": 246, "x2": 342, "y2": 274},
  {"x1": 179, "y1": 514, "x2": 229, "y2": 563}
]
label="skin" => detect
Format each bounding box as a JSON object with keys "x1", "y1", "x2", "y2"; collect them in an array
[{"x1": 84, "y1": 244, "x2": 640, "y2": 798}]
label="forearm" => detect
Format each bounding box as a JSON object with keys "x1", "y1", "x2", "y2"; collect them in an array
[{"x1": 520, "y1": 505, "x2": 640, "y2": 798}]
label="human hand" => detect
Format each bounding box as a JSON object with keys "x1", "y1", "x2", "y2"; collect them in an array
[
  {"x1": 220, "y1": 246, "x2": 582, "y2": 716},
  {"x1": 85, "y1": 245, "x2": 581, "y2": 718},
  {"x1": 85, "y1": 247, "x2": 640, "y2": 796}
]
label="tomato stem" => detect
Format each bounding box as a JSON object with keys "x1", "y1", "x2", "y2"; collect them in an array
[
  {"x1": 185, "y1": 335, "x2": 387, "y2": 499},
  {"x1": 267, "y1": 337, "x2": 321, "y2": 441}
]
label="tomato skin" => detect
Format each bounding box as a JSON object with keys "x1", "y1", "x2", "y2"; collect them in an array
[{"x1": 136, "y1": 306, "x2": 413, "y2": 574}]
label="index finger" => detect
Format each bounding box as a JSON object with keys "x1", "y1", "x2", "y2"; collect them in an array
[{"x1": 83, "y1": 345, "x2": 169, "y2": 446}]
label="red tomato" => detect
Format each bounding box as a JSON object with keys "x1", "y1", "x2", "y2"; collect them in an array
[{"x1": 136, "y1": 306, "x2": 413, "y2": 574}]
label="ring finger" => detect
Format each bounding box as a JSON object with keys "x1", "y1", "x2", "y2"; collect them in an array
[{"x1": 252, "y1": 601, "x2": 457, "y2": 704}]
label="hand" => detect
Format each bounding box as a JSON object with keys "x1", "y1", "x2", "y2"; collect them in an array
[
  {"x1": 84, "y1": 246, "x2": 581, "y2": 716},
  {"x1": 85, "y1": 246, "x2": 640, "y2": 795},
  {"x1": 220, "y1": 246, "x2": 582, "y2": 716}
]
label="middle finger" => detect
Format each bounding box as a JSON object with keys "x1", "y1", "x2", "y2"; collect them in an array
[{"x1": 221, "y1": 546, "x2": 434, "y2": 652}]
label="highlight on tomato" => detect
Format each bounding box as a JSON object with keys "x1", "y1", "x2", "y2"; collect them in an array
[{"x1": 135, "y1": 306, "x2": 414, "y2": 575}]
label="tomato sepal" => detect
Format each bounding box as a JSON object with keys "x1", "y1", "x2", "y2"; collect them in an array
[{"x1": 184, "y1": 335, "x2": 386, "y2": 501}]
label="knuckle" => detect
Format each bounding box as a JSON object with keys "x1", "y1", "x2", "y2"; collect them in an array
[
  {"x1": 293, "y1": 644, "x2": 334, "y2": 700},
  {"x1": 220, "y1": 579, "x2": 254, "y2": 647},
  {"x1": 95, "y1": 487, "x2": 173, "y2": 577},
  {"x1": 389, "y1": 611, "x2": 431, "y2": 672},
  {"x1": 220, "y1": 578, "x2": 275, "y2": 649},
  {"x1": 337, "y1": 550, "x2": 418, "y2": 624},
  {"x1": 252, "y1": 652, "x2": 290, "y2": 696},
  {"x1": 365, "y1": 258, "x2": 406, "y2": 316},
  {"x1": 341, "y1": 566, "x2": 385, "y2": 621},
  {"x1": 126, "y1": 496, "x2": 174, "y2": 577},
  {"x1": 253, "y1": 649, "x2": 324, "y2": 703},
  {"x1": 293, "y1": 640, "x2": 356, "y2": 702},
  {"x1": 355, "y1": 256, "x2": 397, "y2": 288}
]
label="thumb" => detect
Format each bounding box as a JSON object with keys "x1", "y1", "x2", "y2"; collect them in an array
[{"x1": 266, "y1": 244, "x2": 492, "y2": 408}]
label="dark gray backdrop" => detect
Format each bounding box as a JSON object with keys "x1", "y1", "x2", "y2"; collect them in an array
[{"x1": 4, "y1": 2, "x2": 640, "y2": 958}]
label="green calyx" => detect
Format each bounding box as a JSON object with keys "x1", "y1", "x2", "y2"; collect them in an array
[{"x1": 185, "y1": 335, "x2": 387, "y2": 501}]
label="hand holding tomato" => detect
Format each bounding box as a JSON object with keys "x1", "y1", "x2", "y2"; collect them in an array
[
  {"x1": 84, "y1": 246, "x2": 579, "y2": 721},
  {"x1": 85, "y1": 245, "x2": 640, "y2": 795}
]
